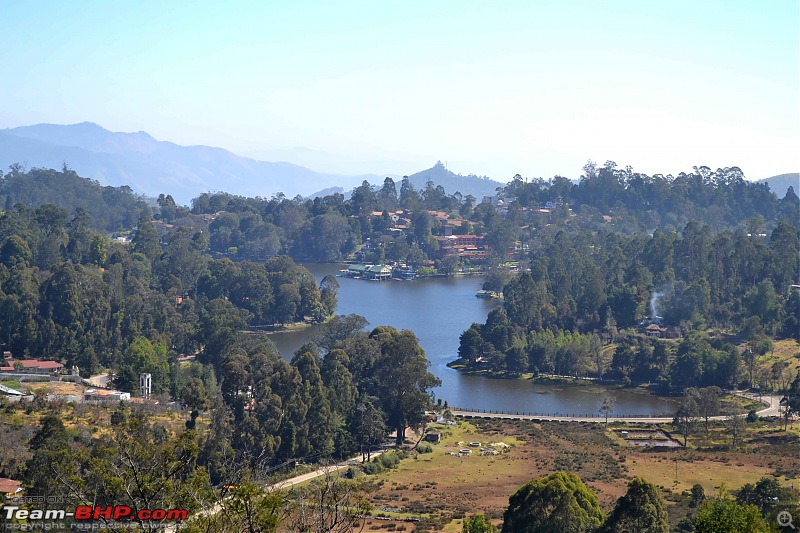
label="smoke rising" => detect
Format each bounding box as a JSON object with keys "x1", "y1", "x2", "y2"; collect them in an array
[{"x1": 650, "y1": 291, "x2": 664, "y2": 321}]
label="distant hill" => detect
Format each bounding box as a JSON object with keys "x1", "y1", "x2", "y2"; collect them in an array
[
  {"x1": 759, "y1": 173, "x2": 799, "y2": 197},
  {"x1": 309, "y1": 163, "x2": 506, "y2": 200},
  {"x1": 0, "y1": 123, "x2": 378, "y2": 205},
  {"x1": 405, "y1": 161, "x2": 504, "y2": 198},
  {"x1": 307, "y1": 186, "x2": 346, "y2": 199}
]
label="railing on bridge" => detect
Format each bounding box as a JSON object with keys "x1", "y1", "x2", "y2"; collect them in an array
[{"x1": 449, "y1": 407, "x2": 670, "y2": 419}]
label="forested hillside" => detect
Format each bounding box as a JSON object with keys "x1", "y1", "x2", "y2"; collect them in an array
[
  {"x1": 455, "y1": 161, "x2": 799, "y2": 395},
  {"x1": 505, "y1": 162, "x2": 799, "y2": 231},
  {"x1": 0, "y1": 198, "x2": 339, "y2": 373},
  {"x1": 3, "y1": 161, "x2": 796, "y2": 397},
  {"x1": 0, "y1": 165, "x2": 150, "y2": 232},
  {"x1": 0, "y1": 166, "x2": 441, "y2": 488},
  {"x1": 456, "y1": 220, "x2": 799, "y2": 389}
]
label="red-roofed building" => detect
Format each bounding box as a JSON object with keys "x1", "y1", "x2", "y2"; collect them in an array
[
  {"x1": 644, "y1": 324, "x2": 668, "y2": 338},
  {"x1": 0, "y1": 478, "x2": 22, "y2": 498},
  {"x1": 434, "y1": 235, "x2": 490, "y2": 262},
  {"x1": 0, "y1": 360, "x2": 64, "y2": 374}
]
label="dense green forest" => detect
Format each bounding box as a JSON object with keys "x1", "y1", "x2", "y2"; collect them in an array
[
  {"x1": 5, "y1": 162, "x2": 796, "y2": 269},
  {"x1": 184, "y1": 163, "x2": 800, "y2": 265},
  {"x1": 0, "y1": 164, "x2": 150, "y2": 232},
  {"x1": 455, "y1": 219, "x2": 799, "y2": 391},
  {"x1": 505, "y1": 161, "x2": 798, "y2": 230},
  {"x1": 0, "y1": 202, "x2": 331, "y2": 377}
]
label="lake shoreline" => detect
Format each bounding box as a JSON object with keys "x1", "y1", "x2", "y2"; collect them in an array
[
  {"x1": 272, "y1": 263, "x2": 674, "y2": 416},
  {"x1": 447, "y1": 358, "x2": 673, "y2": 400}
]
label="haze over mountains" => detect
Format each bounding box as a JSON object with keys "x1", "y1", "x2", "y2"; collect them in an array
[
  {"x1": 0, "y1": 123, "x2": 504, "y2": 205},
  {"x1": 758, "y1": 173, "x2": 800, "y2": 197},
  {"x1": 1, "y1": 122, "x2": 794, "y2": 206}
]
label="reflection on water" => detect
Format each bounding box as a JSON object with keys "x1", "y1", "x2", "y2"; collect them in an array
[{"x1": 268, "y1": 263, "x2": 674, "y2": 417}]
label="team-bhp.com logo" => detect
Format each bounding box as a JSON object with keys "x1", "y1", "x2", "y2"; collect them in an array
[{"x1": 4, "y1": 505, "x2": 188, "y2": 522}]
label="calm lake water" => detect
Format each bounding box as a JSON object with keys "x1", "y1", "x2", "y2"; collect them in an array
[{"x1": 268, "y1": 263, "x2": 674, "y2": 417}]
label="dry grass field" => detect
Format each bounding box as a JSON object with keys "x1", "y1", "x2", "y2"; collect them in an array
[
  {"x1": 759, "y1": 338, "x2": 800, "y2": 378},
  {"x1": 358, "y1": 417, "x2": 800, "y2": 532}
]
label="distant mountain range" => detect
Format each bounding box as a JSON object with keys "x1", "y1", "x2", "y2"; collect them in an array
[
  {"x1": 0, "y1": 123, "x2": 506, "y2": 205},
  {"x1": 758, "y1": 173, "x2": 799, "y2": 197}
]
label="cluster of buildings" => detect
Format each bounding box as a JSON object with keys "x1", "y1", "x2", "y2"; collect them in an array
[
  {"x1": 0, "y1": 350, "x2": 156, "y2": 406},
  {"x1": 364, "y1": 209, "x2": 493, "y2": 265},
  {"x1": 434, "y1": 234, "x2": 488, "y2": 261}
]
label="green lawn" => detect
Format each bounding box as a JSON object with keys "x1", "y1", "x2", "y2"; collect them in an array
[{"x1": 0, "y1": 380, "x2": 25, "y2": 391}]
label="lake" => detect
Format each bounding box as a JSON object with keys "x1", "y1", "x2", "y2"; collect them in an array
[{"x1": 267, "y1": 263, "x2": 674, "y2": 417}]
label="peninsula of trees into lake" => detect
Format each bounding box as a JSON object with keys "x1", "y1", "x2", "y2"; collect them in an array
[{"x1": 0, "y1": 161, "x2": 797, "y2": 531}]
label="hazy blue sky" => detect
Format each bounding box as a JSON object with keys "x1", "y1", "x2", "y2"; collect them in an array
[{"x1": 1, "y1": 0, "x2": 797, "y2": 180}]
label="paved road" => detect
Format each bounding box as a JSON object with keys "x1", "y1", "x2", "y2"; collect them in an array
[{"x1": 452, "y1": 391, "x2": 783, "y2": 423}]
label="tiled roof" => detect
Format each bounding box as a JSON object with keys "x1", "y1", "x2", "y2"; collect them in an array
[
  {"x1": 0, "y1": 478, "x2": 21, "y2": 494},
  {"x1": 0, "y1": 360, "x2": 63, "y2": 371}
]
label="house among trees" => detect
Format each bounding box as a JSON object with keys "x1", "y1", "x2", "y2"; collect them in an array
[
  {"x1": 0, "y1": 478, "x2": 22, "y2": 498},
  {"x1": 541, "y1": 197, "x2": 563, "y2": 209},
  {"x1": 0, "y1": 360, "x2": 64, "y2": 375},
  {"x1": 644, "y1": 324, "x2": 668, "y2": 338}
]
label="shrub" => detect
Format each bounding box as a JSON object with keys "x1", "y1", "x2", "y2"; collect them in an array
[
  {"x1": 379, "y1": 452, "x2": 400, "y2": 469},
  {"x1": 417, "y1": 443, "x2": 433, "y2": 454},
  {"x1": 363, "y1": 462, "x2": 383, "y2": 475}
]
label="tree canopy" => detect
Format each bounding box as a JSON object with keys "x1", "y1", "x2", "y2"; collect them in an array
[
  {"x1": 599, "y1": 477, "x2": 669, "y2": 533},
  {"x1": 502, "y1": 471, "x2": 605, "y2": 533}
]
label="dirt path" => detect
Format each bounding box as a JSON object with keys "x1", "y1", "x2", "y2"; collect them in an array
[
  {"x1": 86, "y1": 372, "x2": 110, "y2": 388},
  {"x1": 165, "y1": 451, "x2": 384, "y2": 532}
]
